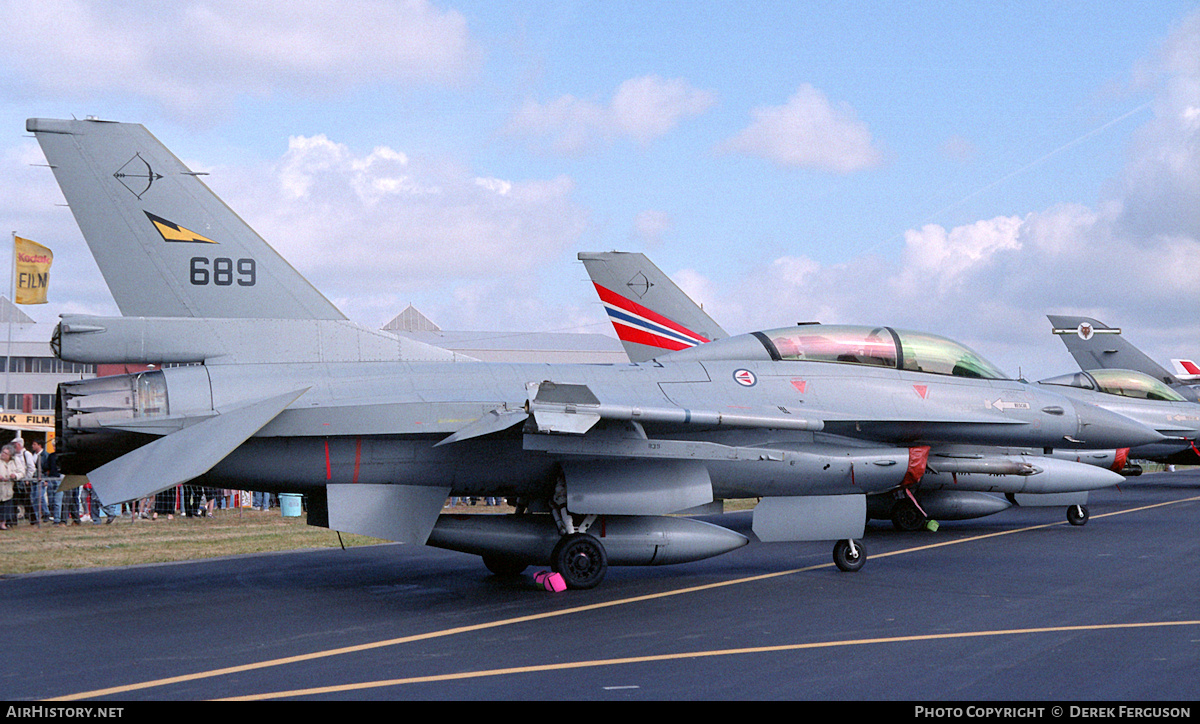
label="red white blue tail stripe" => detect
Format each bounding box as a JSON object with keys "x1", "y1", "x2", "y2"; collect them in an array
[{"x1": 593, "y1": 283, "x2": 711, "y2": 352}]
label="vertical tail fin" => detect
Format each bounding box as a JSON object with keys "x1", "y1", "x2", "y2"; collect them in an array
[
  {"x1": 1048, "y1": 314, "x2": 1199, "y2": 402},
  {"x1": 578, "y1": 251, "x2": 727, "y2": 362},
  {"x1": 1170, "y1": 359, "x2": 1200, "y2": 381},
  {"x1": 28, "y1": 118, "x2": 343, "y2": 320}
]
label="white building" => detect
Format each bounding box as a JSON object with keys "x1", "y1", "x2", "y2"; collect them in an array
[{"x1": 0, "y1": 298, "x2": 94, "y2": 443}]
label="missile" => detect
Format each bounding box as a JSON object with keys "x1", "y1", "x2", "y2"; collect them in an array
[
  {"x1": 920, "y1": 454, "x2": 1124, "y2": 494},
  {"x1": 426, "y1": 512, "x2": 749, "y2": 566}
]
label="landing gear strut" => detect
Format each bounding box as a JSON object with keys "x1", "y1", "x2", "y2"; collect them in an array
[{"x1": 833, "y1": 539, "x2": 866, "y2": 572}]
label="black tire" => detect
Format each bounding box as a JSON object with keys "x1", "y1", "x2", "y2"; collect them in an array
[
  {"x1": 833, "y1": 539, "x2": 866, "y2": 572},
  {"x1": 891, "y1": 499, "x2": 926, "y2": 531},
  {"x1": 482, "y1": 555, "x2": 528, "y2": 577},
  {"x1": 551, "y1": 533, "x2": 608, "y2": 589},
  {"x1": 1067, "y1": 505, "x2": 1090, "y2": 526}
]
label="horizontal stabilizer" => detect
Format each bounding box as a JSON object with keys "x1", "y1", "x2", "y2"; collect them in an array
[
  {"x1": 86, "y1": 388, "x2": 307, "y2": 505},
  {"x1": 327, "y1": 483, "x2": 450, "y2": 545}
]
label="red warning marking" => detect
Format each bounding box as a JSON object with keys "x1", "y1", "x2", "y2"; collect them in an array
[
  {"x1": 791, "y1": 379, "x2": 807, "y2": 394},
  {"x1": 913, "y1": 385, "x2": 928, "y2": 399}
]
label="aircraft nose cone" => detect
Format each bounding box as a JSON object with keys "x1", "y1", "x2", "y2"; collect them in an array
[{"x1": 1072, "y1": 402, "x2": 1165, "y2": 449}]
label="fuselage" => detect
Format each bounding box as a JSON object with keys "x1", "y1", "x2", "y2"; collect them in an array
[{"x1": 59, "y1": 351, "x2": 1161, "y2": 500}]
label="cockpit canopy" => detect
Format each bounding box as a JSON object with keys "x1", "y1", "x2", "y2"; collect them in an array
[
  {"x1": 759, "y1": 325, "x2": 1010, "y2": 380},
  {"x1": 1039, "y1": 369, "x2": 1189, "y2": 402}
]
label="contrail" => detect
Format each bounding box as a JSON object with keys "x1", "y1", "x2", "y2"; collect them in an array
[{"x1": 864, "y1": 101, "x2": 1153, "y2": 254}]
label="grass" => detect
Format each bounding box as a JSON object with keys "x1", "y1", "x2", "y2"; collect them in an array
[
  {"x1": 0, "y1": 498, "x2": 759, "y2": 576},
  {"x1": 0, "y1": 505, "x2": 391, "y2": 576}
]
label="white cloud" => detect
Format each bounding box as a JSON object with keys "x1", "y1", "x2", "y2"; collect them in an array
[
  {"x1": 215, "y1": 133, "x2": 589, "y2": 324},
  {"x1": 631, "y1": 209, "x2": 672, "y2": 246},
  {"x1": 609, "y1": 76, "x2": 717, "y2": 145},
  {"x1": 0, "y1": 0, "x2": 480, "y2": 120},
  {"x1": 674, "y1": 14, "x2": 1200, "y2": 377},
  {"x1": 941, "y1": 134, "x2": 978, "y2": 163},
  {"x1": 718, "y1": 84, "x2": 884, "y2": 173},
  {"x1": 506, "y1": 75, "x2": 715, "y2": 154}
]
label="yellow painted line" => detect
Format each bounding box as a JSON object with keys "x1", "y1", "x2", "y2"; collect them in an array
[
  {"x1": 51, "y1": 493, "x2": 1200, "y2": 701},
  {"x1": 221, "y1": 619, "x2": 1200, "y2": 700},
  {"x1": 49, "y1": 563, "x2": 831, "y2": 701}
]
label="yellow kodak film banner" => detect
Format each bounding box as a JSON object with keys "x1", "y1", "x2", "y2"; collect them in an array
[{"x1": 14, "y1": 236, "x2": 52, "y2": 304}]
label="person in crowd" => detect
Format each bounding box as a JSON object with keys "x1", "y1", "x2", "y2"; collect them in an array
[
  {"x1": 0, "y1": 444, "x2": 19, "y2": 530},
  {"x1": 203, "y1": 486, "x2": 219, "y2": 517},
  {"x1": 153, "y1": 486, "x2": 175, "y2": 520},
  {"x1": 10, "y1": 437, "x2": 34, "y2": 524},
  {"x1": 29, "y1": 440, "x2": 53, "y2": 525}
]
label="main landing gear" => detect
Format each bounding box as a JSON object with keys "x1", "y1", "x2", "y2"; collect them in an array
[
  {"x1": 551, "y1": 532, "x2": 608, "y2": 589},
  {"x1": 890, "y1": 498, "x2": 927, "y2": 532}
]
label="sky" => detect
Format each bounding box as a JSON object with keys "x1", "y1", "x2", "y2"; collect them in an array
[{"x1": 1, "y1": 1, "x2": 1198, "y2": 381}]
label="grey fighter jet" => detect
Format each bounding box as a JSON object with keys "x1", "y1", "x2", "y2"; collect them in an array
[
  {"x1": 580, "y1": 252, "x2": 1146, "y2": 529},
  {"x1": 1046, "y1": 315, "x2": 1200, "y2": 466},
  {"x1": 1049, "y1": 315, "x2": 1200, "y2": 402},
  {"x1": 28, "y1": 118, "x2": 1162, "y2": 588},
  {"x1": 1038, "y1": 369, "x2": 1200, "y2": 467}
]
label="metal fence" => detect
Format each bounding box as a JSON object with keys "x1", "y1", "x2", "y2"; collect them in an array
[{"x1": 2, "y1": 478, "x2": 276, "y2": 527}]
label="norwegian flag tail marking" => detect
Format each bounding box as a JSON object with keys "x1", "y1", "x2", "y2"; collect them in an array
[{"x1": 594, "y1": 283, "x2": 711, "y2": 351}]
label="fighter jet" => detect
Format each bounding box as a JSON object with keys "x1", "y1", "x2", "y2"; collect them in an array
[
  {"x1": 1170, "y1": 359, "x2": 1200, "y2": 382},
  {"x1": 1045, "y1": 315, "x2": 1200, "y2": 465},
  {"x1": 581, "y1": 252, "x2": 1147, "y2": 529},
  {"x1": 1038, "y1": 370, "x2": 1200, "y2": 466},
  {"x1": 27, "y1": 118, "x2": 1162, "y2": 589},
  {"x1": 1048, "y1": 315, "x2": 1200, "y2": 402}
]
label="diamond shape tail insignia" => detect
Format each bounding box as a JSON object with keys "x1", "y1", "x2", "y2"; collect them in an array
[
  {"x1": 625, "y1": 271, "x2": 654, "y2": 298},
  {"x1": 114, "y1": 153, "x2": 163, "y2": 199}
]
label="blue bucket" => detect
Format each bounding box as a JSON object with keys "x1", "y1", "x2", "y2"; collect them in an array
[{"x1": 279, "y1": 493, "x2": 303, "y2": 517}]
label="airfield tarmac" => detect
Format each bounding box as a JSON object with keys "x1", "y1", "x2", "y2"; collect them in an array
[{"x1": 2, "y1": 469, "x2": 1198, "y2": 702}]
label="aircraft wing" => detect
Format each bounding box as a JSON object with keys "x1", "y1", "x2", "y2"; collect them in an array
[{"x1": 84, "y1": 388, "x2": 308, "y2": 505}]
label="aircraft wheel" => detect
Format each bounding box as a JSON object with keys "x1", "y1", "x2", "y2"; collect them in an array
[
  {"x1": 891, "y1": 500, "x2": 926, "y2": 532},
  {"x1": 833, "y1": 539, "x2": 866, "y2": 572},
  {"x1": 551, "y1": 533, "x2": 608, "y2": 589},
  {"x1": 482, "y1": 554, "x2": 528, "y2": 577},
  {"x1": 1067, "y1": 505, "x2": 1090, "y2": 526}
]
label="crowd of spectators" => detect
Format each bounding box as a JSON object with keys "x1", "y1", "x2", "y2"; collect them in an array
[{"x1": 0, "y1": 436, "x2": 276, "y2": 529}]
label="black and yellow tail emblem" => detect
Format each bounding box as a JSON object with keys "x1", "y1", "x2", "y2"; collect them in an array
[{"x1": 145, "y1": 211, "x2": 217, "y2": 244}]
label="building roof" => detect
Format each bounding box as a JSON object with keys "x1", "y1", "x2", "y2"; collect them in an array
[{"x1": 383, "y1": 304, "x2": 441, "y2": 332}]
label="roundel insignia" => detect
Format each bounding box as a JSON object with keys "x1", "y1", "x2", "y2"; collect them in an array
[{"x1": 733, "y1": 369, "x2": 757, "y2": 387}]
